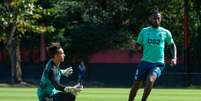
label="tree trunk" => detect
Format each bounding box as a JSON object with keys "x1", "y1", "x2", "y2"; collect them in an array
[
  {"x1": 40, "y1": 33, "x2": 46, "y2": 62},
  {"x1": 6, "y1": 25, "x2": 23, "y2": 83}
]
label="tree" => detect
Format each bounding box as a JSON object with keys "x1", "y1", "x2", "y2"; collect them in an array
[
  {"x1": 190, "y1": 0, "x2": 201, "y2": 63},
  {"x1": 42, "y1": 0, "x2": 133, "y2": 60},
  {"x1": 0, "y1": 0, "x2": 54, "y2": 83},
  {"x1": 42, "y1": 0, "x2": 184, "y2": 60},
  {"x1": 68, "y1": 24, "x2": 131, "y2": 58}
]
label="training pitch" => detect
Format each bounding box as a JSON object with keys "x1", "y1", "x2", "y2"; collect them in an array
[{"x1": 0, "y1": 87, "x2": 201, "y2": 101}]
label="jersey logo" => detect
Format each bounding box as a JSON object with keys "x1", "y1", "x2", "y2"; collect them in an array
[{"x1": 148, "y1": 38, "x2": 160, "y2": 45}]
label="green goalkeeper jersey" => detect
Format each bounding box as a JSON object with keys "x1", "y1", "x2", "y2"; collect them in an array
[
  {"x1": 136, "y1": 26, "x2": 174, "y2": 63},
  {"x1": 37, "y1": 59, "x2": 62, "y2": 100}
]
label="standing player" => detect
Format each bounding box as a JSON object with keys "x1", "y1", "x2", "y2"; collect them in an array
[
  {"x1": 37, "y1": 42, "x2": 82, "y2": 101},
  {"x1": 128, "y1": 8, "x2": 177, "y2": 101},
  {"x1": 70, "y1": 57, "x2": 86, "y2": 89},
  {"x1": 74, "y1": 60, "x2": 86, "y2": 88}
]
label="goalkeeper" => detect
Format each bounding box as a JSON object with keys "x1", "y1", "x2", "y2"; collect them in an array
[{"x1": 37, "y1": 42, "x2": 82, "y2": 101}]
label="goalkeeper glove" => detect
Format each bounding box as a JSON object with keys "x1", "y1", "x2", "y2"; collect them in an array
[
  {"x1": 61, "y1": 67, "x2": 73, "y2": 77},
  {"x1": 74, "y1": 83, "x2": 83, "y2": 89},
  {"x1": 64, "y1": 86, "x2": 82, "y2": 96}
]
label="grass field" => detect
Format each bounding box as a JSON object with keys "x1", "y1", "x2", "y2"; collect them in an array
[{"x1": 0, "y1": 87, "x2": 201, "y2": 101}]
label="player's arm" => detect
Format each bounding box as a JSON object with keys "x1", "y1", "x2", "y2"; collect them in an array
[
  {"x1": 166, "y1": 30, "x2": 177, "y2": 66},
  {"x1": 169, "y1": 42, "x2": 177, "y2": 66},
  {"x1": 48, "y1": 68, "x2": 65, "y2": 91},
  {"x1": 170, "y1": 42, "x2": 177, "y2": 59},
  {"x1": 135, "y1": 42, "x2": 142, "y2": 51},
  {"x1": 130, "y1": 37, "x2": 143, "y2": 53},
  {"x1": 133, "y1": 28, "x2": 144, "y2": 52},
  {"x1": 49, "y1": 68, "x2": 82, "y2": 95}
]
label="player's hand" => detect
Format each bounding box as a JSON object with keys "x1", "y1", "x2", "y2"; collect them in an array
[
  {"x1": 170, "y1": 58, "x2": 177, "y2": 67},
  {"x1": 62, "y1": 67, "x2": 73, "y2": 77},
  {"x1": 64, "y1": 86, "x2": 82, "y2": 96}
]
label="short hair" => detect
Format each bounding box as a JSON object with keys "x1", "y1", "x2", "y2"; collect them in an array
[
  {"x1": 149, "y1": 8, "x2": 160, "y2": 16},
  {"x1": 47, "y1": 42, "x2": 62, "y2": 58}
]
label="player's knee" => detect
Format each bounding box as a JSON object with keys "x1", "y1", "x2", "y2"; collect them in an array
[{"x1": 149, "y1": 76, "x2": 157, "y2": 83}]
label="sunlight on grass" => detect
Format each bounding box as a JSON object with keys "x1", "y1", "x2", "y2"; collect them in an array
[{"x1": 0, "y1": 87, "x2": 201, "y2": 101}]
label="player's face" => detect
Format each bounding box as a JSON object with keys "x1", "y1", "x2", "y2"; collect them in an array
[
  {"x1": 149, "y1": 13, "x2": 161, "y2": 28},
  {"x1": 55, "y1": 48, "x2": 65, "y2": 62}
]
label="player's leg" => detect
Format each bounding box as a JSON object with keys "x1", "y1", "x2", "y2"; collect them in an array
[
  {"x1": 141, "y1": 73, "x2": 157, "y2": 101},
  {"x1": 141, "y1": 63, "x2": 165, "y2": 101},
  {"x1": 37, "y1": 88, "x2": 51, "y2": 101},
  {"x1": 78, "y1": 61, "x2": 86, "y2": 85},
  {"x1": 38, "y1": 95, "x2": 53, "y2": 101},
  {"x1": 53, "y1": 92, "x2": 76, "y2": 101},
  {"x1": 128, "y1": 80, "x2": 142, "y2": 101},
  {"x1": 38, "y1": 97, "x2": 48, "y2": 101},
  {"x1": 128, "y1": 61, "x2": 149, "y2": 101}
]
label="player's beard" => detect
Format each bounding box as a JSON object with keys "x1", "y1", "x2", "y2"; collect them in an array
[{"x1": 151, "y1": 23, "x2": 160, "y2": 28}]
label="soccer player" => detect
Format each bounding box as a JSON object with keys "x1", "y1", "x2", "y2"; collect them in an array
[
  {"x1": 70, "y1": 57, "x2": 86, "y2": 88},
  {"x1": 128, "y1": 8, "x2": 177, "y2": 101},
  {"x1": 37, "y1": 42, "x2": 82, "y2": 101},
  {"x1": 74, "y1": 60, "x2": 86, "y2": 88}
]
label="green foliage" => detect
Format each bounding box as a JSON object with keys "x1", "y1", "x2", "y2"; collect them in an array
[
  {"x1": 50, "y1": 0, "x2": 84, "y2": 28},
  {"x1": 1, "y1": 0, "x2": 201, "y2": 62},
  {"x1": 189, "y1": 0, "x2": 201, "y2": 61},
  {"x1": 68, "y1": 24, "x2": 131, "y2": 55},
  {"x1": 82, "y1": 0, "x2": 147, "y2": 26},
  {"x1": 42, "y1": 0, "x2": 201, "y2": 61},
  {"x1": 41, "y1": 0, "x2": 133, "y2": 58},
  {"x1": 0, "y1": 0, "x2": 54, "y2": 43}
]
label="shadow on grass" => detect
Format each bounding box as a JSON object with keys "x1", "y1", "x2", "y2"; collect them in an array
[{"x1": 0, "y1": 81, "x2": 37, "y2": 88}]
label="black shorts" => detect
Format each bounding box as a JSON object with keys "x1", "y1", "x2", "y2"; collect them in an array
[{"x1": 53, "y1": 92, "x2": 76, "y2": 101}]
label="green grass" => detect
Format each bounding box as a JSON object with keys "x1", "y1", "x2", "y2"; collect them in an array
[{"x1": 0, "y1": 87, "x2": 201, "y2": 101}]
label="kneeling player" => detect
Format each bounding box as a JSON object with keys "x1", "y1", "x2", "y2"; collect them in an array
[{"x1": 37, "y1": 42, "x2": 82, "y2": 101}]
